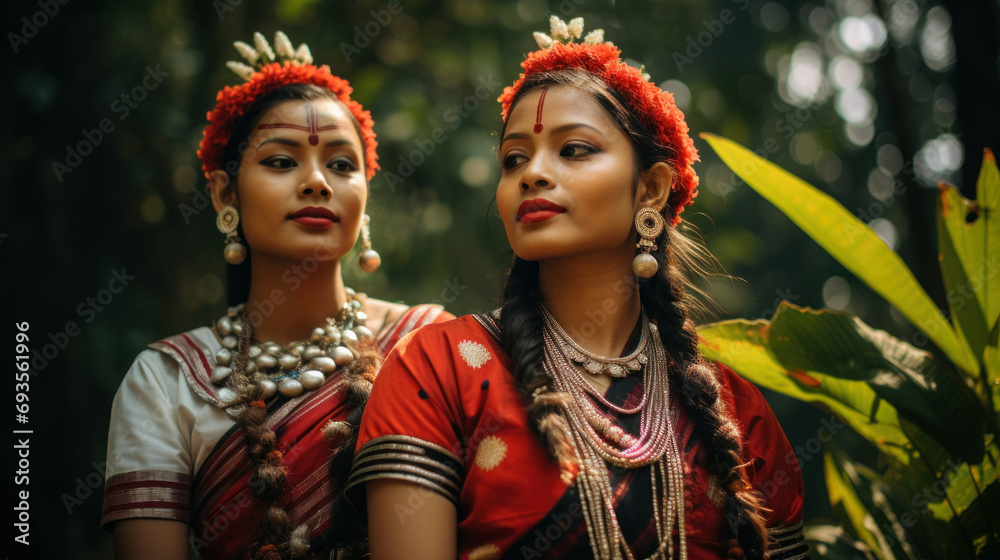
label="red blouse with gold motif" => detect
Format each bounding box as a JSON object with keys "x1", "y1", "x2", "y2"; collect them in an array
[{"x1": 349, "y1": 315, "x2": 809, "y2": 560}]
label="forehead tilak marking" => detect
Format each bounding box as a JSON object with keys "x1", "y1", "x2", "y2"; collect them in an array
[
  {"x1": 256, "y1": 103, "x2": 339, "y2": 146},
  {"x1": 533, "y1": 88, "x2": 549, "y2": 134}
]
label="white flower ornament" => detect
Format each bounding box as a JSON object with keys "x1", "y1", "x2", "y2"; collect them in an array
[
  {"x1": 583, "y1": 29, "x2": 605, "y2": 44},
  {"x1": 567, "y1": 17, "x2": 584, "y2": 38},
  {"x1": 225, "y1": 31, "x2": 318, "y2": 81},
  {"x1": 274, "y1": 31, "x2": 295, "y2": 59},
  {"x1": 533, "y1": 31, "x2": 554, "y2": 49},
  {"x1": 533, "y1": 16, "x2": 612, "y2": 49},
  {"x1": 225, "y1": 61, "x2": 255, "y2": 81},
  {"x1": 253, "y1": 32, "x2": 275, "y2": 62},
  {"x1": 550, "y1": 16, "x2": 570, "y2": 42},
  {"x1": 233, "y1": 41, "x2": 259, "y2": 64},
  {"x1": 295, "y1": 43, "x2": 313, "y2": 65}
]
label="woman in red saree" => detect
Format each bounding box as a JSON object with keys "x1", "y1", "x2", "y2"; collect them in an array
[
  {"x1": 348, "y1": 18, "x2": 808, "y2": 560},
  {"x1": 101, "y1": 32, "x2": 452, "y2": 560}
]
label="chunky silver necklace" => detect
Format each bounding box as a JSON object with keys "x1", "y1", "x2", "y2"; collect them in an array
[
  {"x1": 539, "y1": 304, "x2": 648, "y2": 377},
  {"x1": 211, "y1": 290, "x2": 370, "y2": 404},
  {"x1": 540, "y1": 305, "x2": 687, "y2": 560}
]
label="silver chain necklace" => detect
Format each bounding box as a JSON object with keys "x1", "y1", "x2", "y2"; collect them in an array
[
  {"x1": 539, "y1": 304, "x2": 648, "y2": 377},
  {"x1": 539, "y1": 305, "x2": 688, "y2": 560}
]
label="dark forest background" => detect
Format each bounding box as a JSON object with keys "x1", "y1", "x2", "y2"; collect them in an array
[{"x1": 4, "y1": 0, "x2": 998, "y2": 558}]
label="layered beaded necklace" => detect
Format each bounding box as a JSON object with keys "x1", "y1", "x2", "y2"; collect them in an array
[
  {"x1": 540, "y1": 304, "x2": 687, "y2": 560},
  {"x1": 210, "y1": 290, "x2": 370, "y2": 406}
]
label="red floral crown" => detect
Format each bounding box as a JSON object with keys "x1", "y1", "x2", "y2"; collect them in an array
[
  {"x1": 198, "y1": 32, "x2": 379, "y2": 181},
  {"x1": 499, "y1": 17, "x2": 699, "y2": 225}
]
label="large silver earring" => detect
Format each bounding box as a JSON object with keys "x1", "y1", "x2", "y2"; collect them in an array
[
  {"x1": 358, "y1": 214, "x2": 381, "y2": 273},
  {"x1": 632, "y1": 207, "x2": 664, "y2": 278},
  {"x1": 217, "y1": 205, "x2": 247, "y2": 265}
]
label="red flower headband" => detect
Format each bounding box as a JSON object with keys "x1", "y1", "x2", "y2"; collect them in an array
[
  {"x1": 499, "y1": 18, "x2": 699, "y2": 225},
  {"x1": 198, "y1": 32, "x2": 379, "y2": 181}
]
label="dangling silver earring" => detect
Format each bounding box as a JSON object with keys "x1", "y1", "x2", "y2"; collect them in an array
[
  {"x1": 358, "y1": 214, "x2": 381, "y2": 273},
  {"x1": 632, "y1": 207, "x2": 664, "y2": 278},
  {"x1": 217, "y1": 205, "x2": 247, "y2": 265}
]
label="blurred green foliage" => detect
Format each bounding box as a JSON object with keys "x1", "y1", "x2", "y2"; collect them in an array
[{"x1": 6, "y1": 0, "x2": 997, "y2": 557}]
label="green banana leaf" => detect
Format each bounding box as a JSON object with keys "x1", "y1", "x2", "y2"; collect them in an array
[
  {"x1": 804, "y1": 525, "x2": 876, "y2": 560},
  {"x1": 938, "y1": 183, "x2": 990, "y2": 364},
  {"x1": 974, "y1": 150, "x2": 1000, "y2": 332},
  {"x1": 698, "y1": 302, "x2": 986, "y2": 463},
  {"x1": 989, "y1": 320, "x2": 1000, "y2": 415},
  {"x1": 698, "y1": 315, "x2": 911, "y2": 464},
  {"x1": 701, "y1": 133, "x2": 979, "y2": 376},
  {"x1": 824, "y1": 447, "x2": 922, "y2": 559},
  {"x1": 937, "y1": 150, "x2": 999, "y2": 407},
  {"x1": 883, "y1": 422, "x2": 1000, "y2": 559},
  {"x1": 943, "y1": 479, "x2": 1000, "y2": 557}
]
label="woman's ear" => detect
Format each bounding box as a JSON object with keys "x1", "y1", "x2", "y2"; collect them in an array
[
  {"x1": 208, "y1": 170, "x2": 237, "y2": 212},
  {"x1": 636, "y1": 162, "x2": 673, "y2": 212}
]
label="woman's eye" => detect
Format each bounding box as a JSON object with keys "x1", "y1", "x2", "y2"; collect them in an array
[
  {"x1": 561, "y1": 144, "x2": 597, "y2": 158},
  {"x1": 502, "y1": 153, "x2": 527, "y2": 170},
  {"x1": 329, "y1": 158, "x2": 358, "y2": 173},
  {"x1": 261, "y1": 156, "x2": 295, "y2": 169}
]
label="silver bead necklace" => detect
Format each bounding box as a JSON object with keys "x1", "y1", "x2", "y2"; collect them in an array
[{"x1": 211, "y1": 290, "x2": 370, "y2": 405}]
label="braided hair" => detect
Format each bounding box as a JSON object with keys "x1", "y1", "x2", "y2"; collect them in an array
[
  {"x1": 232, "y1": 319, "x2": 382, "y2": 559},
  {"x1": 216, "y1": 84, "x2": 380, "y2": 559},
  {"x1": 497, "y1": 70, "x2": 769, "y2": 559}
]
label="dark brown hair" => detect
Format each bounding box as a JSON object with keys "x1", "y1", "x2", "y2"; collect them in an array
[{"x1": 497, "y1": 69, "x2": 769, "y2": 559}]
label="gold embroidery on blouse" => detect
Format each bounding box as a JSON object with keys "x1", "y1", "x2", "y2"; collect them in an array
[
  {"x1": 458, "y1": 340, "x2": 492, "y2": 369},
  {"x1": 468, "y1": 544, "x2": 502, "y2": 560},
  {"x1": 474, "y1": 436, "x2": 508, "y2": 472}
]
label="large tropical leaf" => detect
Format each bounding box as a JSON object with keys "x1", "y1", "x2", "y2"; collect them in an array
[
  {"x1": 989, "y1": 320, "x2": 1000, "y2": 416},
  {"x1": 936, "y1": 149, "x2": 1000, "y2": 397},
  {"x1": 804, "y1": 525, "x2": 877, "y2": 560},
  {"x1": 884, "y1": 422, "x2": 1000, "y2": 558},
  {"x1": 825, "y1": 447, "x2": 922, "y2": 559},
  {"x1": 701, "y1": 133, "x2": 979, "y2": 376},
  {"x1": 698, "y1": 313, "x2": 911, "y2": 464},
  {"x1": 974, "y1": 149, "x2": 1000, "y2": 332},
  {"x1": 937, "y1": 183, "x2": 989, "y2": 369},
  {"x1": 699, "y1": 303, "x2": 986, "y2": 463}
]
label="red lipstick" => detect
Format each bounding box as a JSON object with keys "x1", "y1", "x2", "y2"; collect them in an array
[
  {"x1": 288, "y1": 206, "x2": 338, "y2": 229},
  {"x1": 517, "y1": 198, "x2": 566, "y2": 224}
]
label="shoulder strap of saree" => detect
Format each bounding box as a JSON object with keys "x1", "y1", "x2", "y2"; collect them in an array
[{"x1": 150, "y1": 328, "x2": 224, "y2": 407}]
